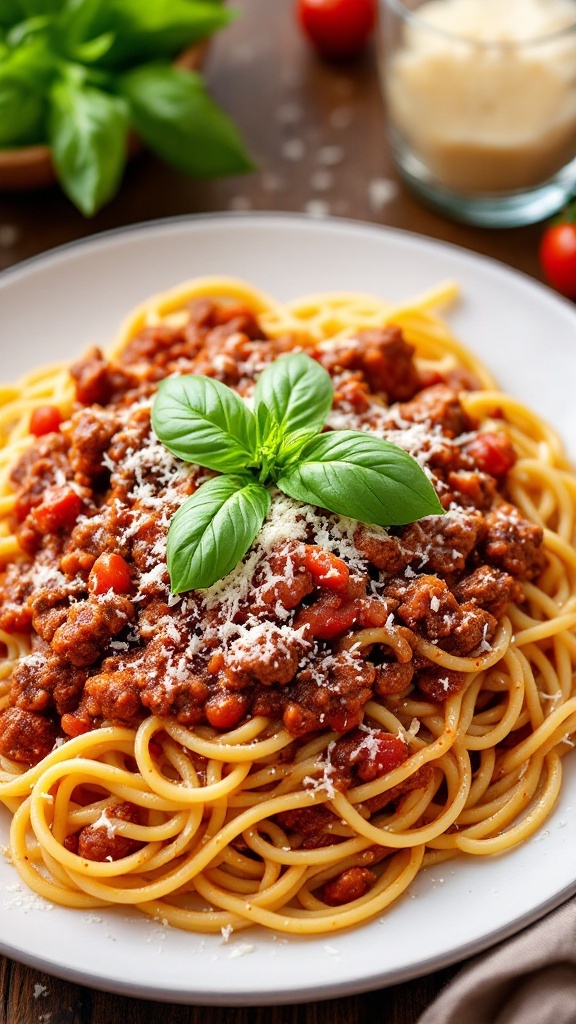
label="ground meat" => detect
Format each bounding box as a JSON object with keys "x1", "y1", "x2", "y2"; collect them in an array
[
  {"x1": 70, "y1": 347, "x2": 136, "y2": 406},
  {"x1": 74, "y1": 802, "x2": 142, "y2": 862},
  {"x1": 373, "y1": 661, "x2": 414, "y2": 696},
  {"x1": 60, "y1": 501, "x2": 133, "y2": 576},
  {"x1": 317, "y1": 325, "x2": 422, "y2": 402},
  {"x1": 364, "y1": 763, "x2": 435, "y2": 814},
  {"x1": 66, "y1": 407, "x2": 120, "y2": 484},
  {"x1": 323, "y1": 867, "x2": 377, "y2": 906},
  {"x1": 330, "y1": 728, "x2": 409, "y2": 787},
  {"x1": 416, "y1": 667, "x2": 467, "y2": 703},
  {"x1": 353, "y1": 526, "x2": 409, "y2": 574},
  {"x1": 10, "y1": 651, "x2": 87, "y2": 715},
  {"x1": 453, "y1": 565, "x2": 521, "y2": 619},
  {"x1": 395, "y1": 384, "x2": 470, "y2": 437},
  {"x1": 0, "y1": 707, "x2": 57, "y2": 764},
  {"x1": 282, "y1": 654, "x2": 377, "y2": 736},
  {"x1": 0, "y1": 563, "x2": 35, "y2": 632},
  {"x1": 79, "y1": 668, "x2": 143, "y2": 726},
  {"x1": 385, "y1": 575, "x2": 461, "y2": 637},
  {"x1": 482, "y1": 502, "x2": 546, "y2": 579},
  {"x1": 225, "y1": 625, "x2": 307, "y2": 686},
  {"x1": 29, "y1": 584, "x2": 80, "y2": 643},
  {"x1": 256, "y1": 546, "x2": 315, "y2": 612},
  {"x1": 50, "y1": 593, "x2": 135, "y2": 667},
  {"x1": 275, "y1": 805, "x2": 337, "y2": 849},
  {"x1": 399, "y1": 508, "x2": 486, "y2": 574},
  {"x1": 444, "y1": 469, "x2": 497, "y2": 510}
]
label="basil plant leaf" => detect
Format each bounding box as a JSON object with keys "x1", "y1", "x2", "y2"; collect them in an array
[
  {"x1": 151, "y1": 374, "x2": 257, "y2": 473},
  {"x1": 254, "y1": 352, "x2": 333, "y2": 439},
  {"x1": 90, "y1": 0, "x2": 233, "y2": 67},
  {"x1": 48, "y1": 75, "x2": 128, "y2": 216},
  {"x1": 0, "y1": 77, "x2": 45, "y2": 146},
  {"x1": 19, "y1": 0, "x2": 60, "y2": 15},
  {"x1": 167, "y1": 475, "x2": 270, "y2": 592},
  {"x1": 119, "y1": 64, "x2": 253, "y2": 177},
  {"x1": 277, "y1": 430, "x2": 444, "y2": 526},
  {"x1": 0, "y1": 1, "x2": 24, "y2": 29}
]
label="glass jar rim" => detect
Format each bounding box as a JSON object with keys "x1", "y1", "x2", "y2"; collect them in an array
[{"x1": 381, "y1": 0, "x2": 576, "y2": 49}]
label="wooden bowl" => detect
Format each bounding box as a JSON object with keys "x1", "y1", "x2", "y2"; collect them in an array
[{"x1": 0, "y1": 43, "x2": 207, "y2": 192}]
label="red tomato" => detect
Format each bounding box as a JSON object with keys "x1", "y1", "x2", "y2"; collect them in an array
[
  {"x1": 30, "y1": 405, "x2": 63, "y2": 437},
  {"x1": 304, "y1": 544, "x2": 350, "y2": 591},
  {"x1": 32, "y1": 486, "x2": 82, "y2": 534},
  {"x1": 465, "y1": 432, "x2": 517, "y2": 478},
  {"x1": 539, "y1": 220, "x2": 576, "y2": 299},
  {"x1": 297, "y1": 0, "x2": 376, "y2": 59},
  {"x1": 355, "y1": 731, "x2": 409, "y2": 782},
  {"x1": 89, "y1": 552, "x2": 132, "y2": 595}
]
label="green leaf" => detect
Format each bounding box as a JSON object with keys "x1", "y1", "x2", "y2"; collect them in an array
[
  {"x1": 254, "y1": 352, "x2": 333, "y2": 440},
  {"x1": 82, "y1": 0, "x2": 233, "y2": 68},
  {"x1": 119, "y1": 63, "x2": 254, "y2": 177},
  {"x1": 69, "y1": 31, "x2": 116, "y2": 63},
  {"x1": 0, "y1": 35, "x2": 56, "y2": 88},
  {"x1": 0, "y1": 76, "x2": 45, "y2": 146},
  {"x1": 151, "y1": 374, "x2": 258, "y2": 473},
  {"x1": 0, "y1": 2, "x2": 24, "y2": 30},
  {"x1": 48, "y1": 73, "x2": 128, "y2": 216},
  {"x1": 0, "y1": 36, "x2": 57, "y2": 145},
  {"x1": 18, "y1": 0, "x2": 60, "y2": 15},
  {"x1": 167, "y1": 475, "x2": 270, "y2": 592},
  {"x1": 277, "y1": 431, "x2": 444, "y2": 526}
]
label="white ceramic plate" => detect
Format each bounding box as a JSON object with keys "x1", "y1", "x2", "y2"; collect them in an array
[{"x1": 1, "y1": 214, "x2": 576, "y2": 1006}]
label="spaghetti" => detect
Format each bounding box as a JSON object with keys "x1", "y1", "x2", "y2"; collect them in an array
[{"x1": 0, "y1": 276, "x2": 575, "y2": 937}]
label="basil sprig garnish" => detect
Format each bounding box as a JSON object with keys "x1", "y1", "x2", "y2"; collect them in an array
[{"x1": 151, "y1": 353, "x2": 444, "y2": 593}]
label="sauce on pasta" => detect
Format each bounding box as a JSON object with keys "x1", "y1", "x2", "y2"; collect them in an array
[{"x1": 0, "y1": 277, "x2": 575, "y2": 935}]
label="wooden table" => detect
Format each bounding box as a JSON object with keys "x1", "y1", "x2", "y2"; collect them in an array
[{"x1": 0, "y1": 2, "x2": 557, "y2": 1021}]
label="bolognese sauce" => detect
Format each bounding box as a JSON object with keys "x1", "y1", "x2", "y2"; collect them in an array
[{"x1": 0, "y1": 298, "x2": 545, "y2": 860}]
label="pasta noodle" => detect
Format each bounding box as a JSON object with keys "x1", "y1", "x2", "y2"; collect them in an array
[{"x1": 0, "y1": 276, "x2": 575, "y2": 937}]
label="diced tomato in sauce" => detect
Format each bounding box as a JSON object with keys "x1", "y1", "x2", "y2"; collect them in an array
[
  {"x1": 304, "y1": 545, "x2": 349, "y2": 592},
  {"x1": 89, "y1": 553, "x2": 132, "y2": 595},
  {"x1": 32, "y1": 486, "x2": 83, "y2": 534},
  {"x1": 465, "y1": 432, "x2": 516, "y2": 478}
]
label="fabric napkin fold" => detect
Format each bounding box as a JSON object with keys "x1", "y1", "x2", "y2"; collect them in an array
[{"x1": 417, "y1": 896, "x2": 576, "y2": 1024}]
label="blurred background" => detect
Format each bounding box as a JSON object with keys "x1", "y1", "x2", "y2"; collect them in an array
[{"x1": 0, "y1": 0, "x2": 553, "y2": 283}]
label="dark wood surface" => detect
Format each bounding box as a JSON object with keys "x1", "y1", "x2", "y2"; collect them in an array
[{"x1": 0, "y1": 2, "x2": 557, "y2": 1021}]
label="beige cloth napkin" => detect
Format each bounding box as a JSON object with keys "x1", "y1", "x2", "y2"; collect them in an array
[{"x1": 418, "y1": 896, "x2": 576, "y2": 1024}]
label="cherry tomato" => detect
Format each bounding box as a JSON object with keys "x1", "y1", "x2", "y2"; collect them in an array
[
  {"x1": 297, "y1": 0, "x2": 376, "y2": 59},
  {"x1": 29, "y1": 405, "x2": 63, "y2": 437},
  {"x1": 89, "y1": 552, "x2": 132, "y2": 595},
  {"x1": 539, "y1": 217, "x2": 576, "y2": 299}
]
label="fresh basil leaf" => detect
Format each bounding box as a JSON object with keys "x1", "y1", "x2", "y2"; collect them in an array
[
  {"x1": 275, "y1": 427, "x2": 321, "y2": 471},
  {"x1": 5, "y1": 13, "x2": 51, "y2": 46},
  {"x1": 254, "y1": 353, "x2": 333, "y2": 439},
  {"x1": 19, "y1": 0, "x2": 60, "y2": 15},
  {"x1": 151, "y1": 374, "x2": 258, "y2": 473},
  {"x1": 0, "y1": 35, "x2": 56, "y2": 88},
  {"x1": 167, "y1": 475, "x2": 270, "y2": 592},
  {"x1": 0, "y1": 2, "x2": 24, "y2": 30},
  {"x1": 0, "y1": 77, "x2": 45, "y2": 146},
  {"x1": 48, "y1": 74, "x2": 128, "y2": 216},
  {"x1": 277, "y1": 430, "x2": 444, "y2": 526},
  {"x1": 68, "y1": 31, "x2": 115, "y2": 63},
  {"x1": 0, "y1": 40, "x2": 55, "y2": 144},
  {"x1": 119, "y1": 63, "x2": 253, "y2": 177},
  {"x1": 86, "y1": 0, "x2": 232, "y2": 68}
]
